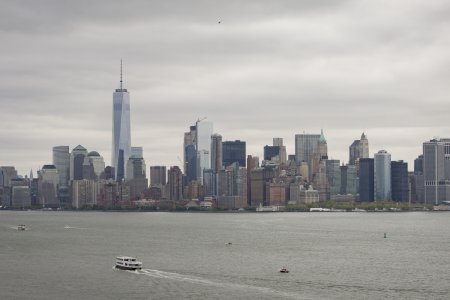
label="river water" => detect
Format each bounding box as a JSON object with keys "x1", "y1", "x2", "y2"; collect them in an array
[{"x1": 1, "y1": 211, "x2": 449, "y2": 299}]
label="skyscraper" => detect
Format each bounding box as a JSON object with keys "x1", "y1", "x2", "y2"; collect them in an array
[
  {"x1": 196, "y1": 121, "x2": 213, "y2": 182},
  {"x1": 112, "y1": 61, "x2": 131, "y2": 182},
  {"x1": 150, "y1": 166, "x2": 166, "y2": 187},
  {"x1": 70, "y1": 145, "x2": 88, "y2": 181},
  {"x1": 374, "y1": 150, "x2": 391, "y2": 201},
  {"x1": 52, "y1": 146, "x2": 70, "y2": 187},
  {"x1": 211, "y1": 134, "x2": 223, "y2": 173},
  {"x1": 38, "y1": 165, "x2": 59, "y2": 207},
  {"x1": 184, "y1": 126, "x2": 197, "y2": 182},
  {"x1": 168, "y1": 166, "x2": 183, "y2": 201},
  {"x1": 326, "y1": 159, "x2": 341, "y2": 199},
  {"x1": 349, "y1": 132, "x2": 369, "y2": 165},
  {"x1": 359, "y1": 158, "x2": 374, "y2": 202},
  {"x1": 222, "y1": 140, "x2": 246, "y2": 167},
  {"x1": 423, "y1": 138, "x2": 450, "y2": 204},
  {"x1": 295, "y1": 133, "x2": 320, "y2": 169},
  {"x1": 391, "y1": 160, "x2": 409, "y2": 202}
]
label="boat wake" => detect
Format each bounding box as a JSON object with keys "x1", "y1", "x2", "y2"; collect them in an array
[
  {"x1": 135, "y1": 269, "x2": 299, "y2": 298},
  {"x1": 64, "y1": 225, "x2": 87, "y2": 229}
]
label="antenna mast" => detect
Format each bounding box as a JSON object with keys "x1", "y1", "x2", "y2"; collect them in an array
[{"x1": 120, "y1": 59, "x2": 123, "y2": 90}]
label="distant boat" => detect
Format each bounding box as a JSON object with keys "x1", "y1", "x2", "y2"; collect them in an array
[
  {"x1": 17, "y1": 224, "x2": 26, "y2": 231},
  {"x1": 115, "y1": 256, "x2": 142, "y2": 270},
  {"x1": 279, "y1": 267, "x2": 289, "y2": 273}
]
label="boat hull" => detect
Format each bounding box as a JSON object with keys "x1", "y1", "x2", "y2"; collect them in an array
[{"x1": 115, "y1": 265, "x2": 142, "y2": 271}]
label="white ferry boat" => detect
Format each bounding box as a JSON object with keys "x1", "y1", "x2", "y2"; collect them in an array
[
  {"x1": 17, "y1": 224, "x2": 26, "y2": 231},
  {"x1": 115, "y1": 256, "x2": 142, "y2": 270}
]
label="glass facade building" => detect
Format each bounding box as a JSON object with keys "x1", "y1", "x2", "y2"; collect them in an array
[
  {"x1": 374, "y1": 150, "x2": 391, "y2": 201},
  {"x1": 53, "y1": 146, "x2": 70, "y2": 187},
  {"x1": 223, "y1": 140, "x2": 246, "y2": 167},
  {"x1": 391, "y1": 160, "x2": 409, "y2": 202},
  {"x1": 359, "y1": 158, "x2": 374, "y2": 202},
  {"x1": 112, "y1": 72, "x2": 131, "y2": 182},
  {"x1": 295, "y1": 134, "x2": 320, "y2": 164}
]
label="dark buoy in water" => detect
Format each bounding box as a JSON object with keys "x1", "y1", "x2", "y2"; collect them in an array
[{"x1": 384, "y1": 233, "x2": 387, "y2": 238}]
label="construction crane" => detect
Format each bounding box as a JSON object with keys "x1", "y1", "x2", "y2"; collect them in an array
[{"x1": 196, "y1": 117, "x2": 207, "y2": 126}]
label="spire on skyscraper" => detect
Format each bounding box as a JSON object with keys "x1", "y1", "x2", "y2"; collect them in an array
[
  {"x1": 319, "y1": 128, "x2": 326, "y2": 142},
  {"x1": 120, "y1": 59, "x2": 123, "y2": 90}
]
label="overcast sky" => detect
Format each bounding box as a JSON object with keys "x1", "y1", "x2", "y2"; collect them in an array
[{"x1": 1, "y1": 0, "x2": 449, "y2": 175}]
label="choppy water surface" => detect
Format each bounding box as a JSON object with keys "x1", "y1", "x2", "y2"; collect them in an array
[{"x1": 1, "y1": 211, "x2": 449, "y2": 299}]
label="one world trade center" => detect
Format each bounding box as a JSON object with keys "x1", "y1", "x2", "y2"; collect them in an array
[{"x1": 112, "y1": 61, "x2": 131, "y2": 182}]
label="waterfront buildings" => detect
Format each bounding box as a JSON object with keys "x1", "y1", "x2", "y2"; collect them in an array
[{"x1": 112, "y1": 63, "x2": 131, "y2": 182}]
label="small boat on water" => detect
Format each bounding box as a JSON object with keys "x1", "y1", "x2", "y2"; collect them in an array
[
  {"x1": 115, "y1": 256, "x2": 142, "y2": 270},
  {"x1": 279, "y1": 267, "x2": 289, "y2": 273},
  {"x1": 17, "y1": 224, "x2": 26, "y2": 231}
]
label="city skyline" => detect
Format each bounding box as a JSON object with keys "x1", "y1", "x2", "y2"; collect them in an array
[{"x1": 1, "y1": 1, "x2": 449, "y2": 175}]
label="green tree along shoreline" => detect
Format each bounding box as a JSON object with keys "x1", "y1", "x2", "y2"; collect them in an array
[{"x1": 3, "y1": 201, "x2": 434, "y2": 212}]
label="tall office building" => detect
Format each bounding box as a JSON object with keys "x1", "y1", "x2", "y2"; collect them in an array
[
  {"x1": 168, "y1": 166, "x2": 183, "y2": 202},
  {"x1": 211, "y1": 134, "x2": 223, "y2": 173},
  {"x1": 423, "y1": 138, "x2": 450, "y2": 204},
  {"x1": 414, "y1": 155, "x2": 424, "y2": 174},
  {"x1": 222, "y1": 140, "x2": 246, "y2": 167},
  {"x1": 131, "y1": 147, "x2": 143, "y2": 159},
  {"x1": 295, "y1": 133, "x2": 320, "y2": 169},
  {"x1": 126, "y1": 156, "x2": 146, "y2": 180},
  {"x1": 150, "y1": 166, "x2": 166, "y2": 186},
  {"x1": 264, "y1": 146, "x2": 280, "y2": 161},
  {"x1": 349, "y1": 132, "x2": 369, "y2": 165},
  {"x1": 359, "y1": 158, "x2": 374, "y2": 202},
  {"x1": 53, "y1": 146, "x2": 70, "y2": 187},
  {"x1": 374, "y1": 150, "x2": 391, "y2": 201},
  {"x1": 196, "y1": 121, "x2": 213, "y2": 182},
  {"x1": 112, "y1": 61, "x2": 131, "y2": 182},
  {"x1": 87, "y1": 151, "x2": 105, "y2": 179},
  {"x1": 70, "y1": 145, "x2": 88, "y2": 181},
  {"x1": 184, "y1": 125, "x2": 196, "y2": 180},
  {"x1": 340, "y1": 164, "x2": 358, "y2": 195},
  {"x1": 38, "y1": 165, "x2": 59, "y2": 207},
  {"x1": 272, "y1": 138, "x2": 287, "y2": 164},
  {"x1": 326, "y1": 160, "x2": 341, "y2": 199},
  {"x1": 246, "y1": 155, "x2": 259, "y2": 206},
  {"x1": 311, "y1": 130, "x2": 328, "y2": 178},
  {"x1": 0, "y1": 166, "x2": 18, "y2": 187},
  {"x1": 391, "y1": 160, "x2": 409, "y2": 202},
  {"x1": 203, "y1": 169, "x2": 216, "y2": 196}
]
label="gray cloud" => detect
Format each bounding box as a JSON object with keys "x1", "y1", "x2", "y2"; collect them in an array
[{"x1": 1, "y1": 0, "x2": 449, "y2": 174}]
